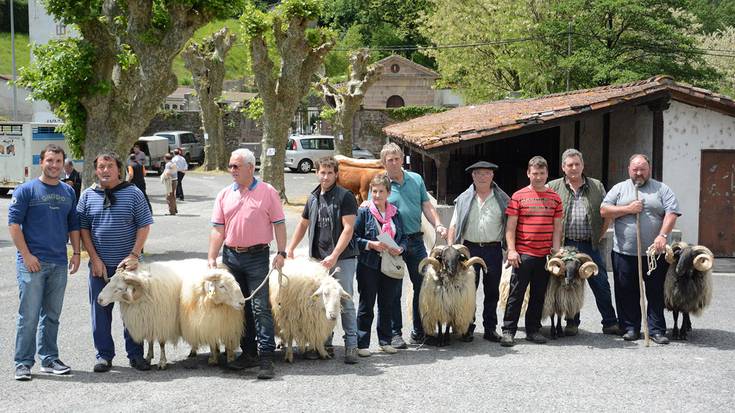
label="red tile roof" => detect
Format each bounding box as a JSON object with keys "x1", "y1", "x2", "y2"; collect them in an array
[{"x1": 383, "y1": 76, "x2": 735, "y2": 151}]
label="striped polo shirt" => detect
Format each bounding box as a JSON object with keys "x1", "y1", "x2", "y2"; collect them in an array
[
  {"x1": 77, "y1": 184, "x2": 154, "y2": 267},
  {"x1": 506, "y1": 186, "x2": 563, "y2": 257}
]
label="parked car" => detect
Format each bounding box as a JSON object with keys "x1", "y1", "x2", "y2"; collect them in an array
[
  {"x1": 285, "y1": 135, "x2": 375, "y2": 173},
  {"x1": 154, "y1": 131, "x2": 205, "y2": 164}
]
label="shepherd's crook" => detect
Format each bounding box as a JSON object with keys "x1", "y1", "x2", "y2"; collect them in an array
[{"x1": 635, "y1": 184, "x2": 650, "y2": 346}]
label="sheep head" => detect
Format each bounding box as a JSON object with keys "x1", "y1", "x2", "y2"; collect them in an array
[
  {"x1": 670, "y1": 244, "x2": 714, "y2": 277},
  {"x1": 97, "y1": 270, "x2": 147, "y2": 306},
  {"x1": 664, "y1": 241, "x2": 689, "y2": 265},
  {"x1": 546, "y1": 247, "x2": 598, "y2": 285},
  {"x1": 203, "y1": 270, "x2": 246, "y2": 310},
  {"x1": 311, "y1": 278, "x2": 351, "y2": 321}
]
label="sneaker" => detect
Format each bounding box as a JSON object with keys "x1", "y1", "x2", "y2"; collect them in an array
[
  {"x1": 525, "y1": 332, "x2": 547, "y2": 344},
  {"x1": 391, "y1": 335, "x2": 408, "y2": 349},
  {"x1": 344, "y1": 348, "x2": 359, "y2": 364},
  {"x1": 409, "y1": 332, "x2": 426, "y2": 345},
  {"x1": 564, "y1": 324, "x2": 579, "y2": 336},
  {"x1": 226, "y1": 352, "x2": 259, "y2": 370},
  {"x1": 357, "y1": 348, "x2": 372, "y2": 357},
  {"x1": 14, "y1": 364, "x2": 31, "y2": 381},
  {"x1": 40, "y1": 359, "x2": 71, "y2": 375},
  {"x1": 93, "y1": 358, "x2": 111, "y2": 373},
  {"x1": 303, "y1": 350, "x2": 320, "y2": 360},
  {"x1": 602, "y1": 324, "x2": 624, "y2": 335},
  {"x1": 500, "y1": 332, "x2": 515, "y2": 347},
  {"x1": 651, "y1": 333, "x2": 670, "y2": 345},
  {"x1": 257, "y1": 353, "x2": 275, "y2": 380},
  {"x1": 379, "y1": 345, "x2": 398, "y2": 354},
  {"x1": 129, "y1": 356, "x2": 151, "y2": 371},
  {"x1": 622, "y1": 330, "x2": 640, "y2": 341}
]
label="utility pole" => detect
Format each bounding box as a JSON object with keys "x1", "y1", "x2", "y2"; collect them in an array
[
  {"x1": 10, "y1": 0, "x2": 19, "y2": 120},
  {"x1": 566, "y1": 21, "x2": 572, "y2": 92}
]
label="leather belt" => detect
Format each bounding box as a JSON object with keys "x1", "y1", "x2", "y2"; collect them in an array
[
  {"x1": 406, "y1": 232, "x2": 424, "y2": 240},
  {"x1": 464, "y1": 241, "x2": 501, "y2": 248},
  {"x1": 225, "y1": 244, "x2": 269, "y2": 253}
]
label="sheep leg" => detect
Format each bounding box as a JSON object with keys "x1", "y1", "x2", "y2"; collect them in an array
[
  {"x1": 315, "y1": 342, "x2": 331, "y2": 360},
  {"x1": 207, "y1": 342, "x2": 219, "y2": 366},
  {"x1": 672, "y1": 310, "x2": 680, "y2": 340},
  {"x1": 158, "y1": 341, "x2": 167, "y2": 370},
  {"x1": 146, "y1": 340, "x2": 154, "y2": 364},
  {"x1": 442, "y1": 324, "x2": 451, "y2": 347},
  {"x1": 284, "y1": 335, "x2": 294, "y2": 363},
  {"x1": 548, "y1": 316, "x2": 556, "y2": 340},
  {"x1": 556, "y1": 315, "x2": 564, "y2": 338},
  {"x1": 225, "y1": 346, "x2": 236, "y2": 364},
  {"x1": 681, "y1": 312, "x2": 691, "y2": 340}
]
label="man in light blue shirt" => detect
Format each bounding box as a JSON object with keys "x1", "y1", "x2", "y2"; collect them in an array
[{"x1": 601, "y1": 154, "x2": 680, "y2": 345}]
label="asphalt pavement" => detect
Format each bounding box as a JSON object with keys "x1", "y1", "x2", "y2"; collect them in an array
[{"x1": 1, "y1": 169, "x2": 734, "y2": 411}]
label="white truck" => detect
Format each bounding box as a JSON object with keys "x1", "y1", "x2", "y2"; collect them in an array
[
  {"x1": 0, "y1": 122, "x2": 80, "y2": 196},
  {"x1": 134, "y1": 136, "x2": 169, "y2": 174}
]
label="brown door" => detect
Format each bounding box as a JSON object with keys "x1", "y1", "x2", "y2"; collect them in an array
[{"x1": 699, "y1": 150, "x2": 735, "y2": 257}]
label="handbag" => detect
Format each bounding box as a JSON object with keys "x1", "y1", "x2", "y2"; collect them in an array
[{"x1": 380, "y1": 251, "x2": 406, "y2": 279}]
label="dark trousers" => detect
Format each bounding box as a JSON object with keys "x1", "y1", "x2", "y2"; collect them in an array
[
  {"x1": 465, "y1": 242, "x2": 503, "y2": 332},
  {"x1": 611, "y1": 251, "x2": 668, "y2": 335},
  {"x1": 88, "y1": 265, "x2": 143, "y2": 362},
  {"x1": 222, "y1": 247, "x2": 275, "y2": 355},
  {"x1": 176, "y1": 171, "x2": 185, "y2": 199},
  {"x1": 564, "y1": 240, "x2": 618, "y2": 327},
  {"x1": 166, "y1": 181, "x2": 178, "y2": 215},
  {"x1": 502, "y1": 255, "x2": 549, "y2": 335},
  {"x1": 391, "y1": 236, "x2": 427, "y2": 337},
  {"x1": 356, "y1": 263, "x2": 400, "y2": 348}
]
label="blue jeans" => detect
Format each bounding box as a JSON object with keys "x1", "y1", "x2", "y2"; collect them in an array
[
  {"x1": 356, "y1": 262, "x2": 400, "y2": 348},
  {"x1": 15, "y1": 261, "x2": 68, "y2": 367},
  {"x1": 564, "y1": 240, "x2": 618, "y2": 327},
  {"x1": 611, "y1": 251, "x2": 668, "y2": 335},
  {"x1": 89, "y1": 265, "x2": 144, "y2": 362},
  {"x1": 391, "y1": 236, "x2": 427, "y2": 338},
  {"x1": 326, "y1": 258, "x2": 358, "y2": 349},
  {"x1": 223, "y1": 247, "x2": 276, "y2": 354}
]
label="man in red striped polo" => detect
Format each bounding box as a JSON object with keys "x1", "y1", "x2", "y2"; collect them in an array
[{"x1": 501, "y1": 156, "x2": 563, "y2": 347}]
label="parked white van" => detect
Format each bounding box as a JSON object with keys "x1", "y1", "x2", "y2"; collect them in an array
[
  {"x1": 154, "y1": 131, "x2": 205, "y2": 164},
  {"x1": 285, "y1": 134, "x2": 375, "y2": 173}
]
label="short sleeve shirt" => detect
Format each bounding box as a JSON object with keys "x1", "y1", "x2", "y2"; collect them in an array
[
  {"x1": 211, "y1": 179, "x2": 285, "y2": 247},
  {"x1": 602, "y1": 178, "x2": 680, "y2": 255},
  {"x1": 387, "y1": 170, "x2": 430, "y2": 234},
  {"x1": 303, "y1": 185, "x2": 359, "y2": 260},
  {"x1": 506, "y1": 186, "x2": 563, "y2": 257}
]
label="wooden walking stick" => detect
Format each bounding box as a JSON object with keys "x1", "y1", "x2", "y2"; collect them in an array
[{"x1": 635, "y1": 184, "x2": 650, "y2": 346}]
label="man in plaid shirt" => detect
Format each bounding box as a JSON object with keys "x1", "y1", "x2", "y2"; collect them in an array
[{"x1": 548, "y1": 149, "x2": 622, "y2": 337}]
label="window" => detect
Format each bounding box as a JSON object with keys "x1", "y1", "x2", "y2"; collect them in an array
[
  {"x1": 181, "y1": 133, "x2": 196, "y2": 144},
  {"x1": 391, "y1": 64, "x2": 400, "y2": 73},
  {"x1": 318, "y1": 139, "x2": 334, "y2": 150},
  {"x1": 157, "y1": 134, "x2": 175, "y2": 145},
  {"x1": 300, "y1": 139, "x2": 316, "y2": 150},
  {"x1": 386, "y1": 95, "x2": 405, "y2": 108}
]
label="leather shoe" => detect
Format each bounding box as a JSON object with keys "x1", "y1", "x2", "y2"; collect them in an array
[
  {"x1": 622, "y1": 330, "x2": 640, "y2": 341},
  {"x1": 129, "y1": 357, "x2": 151, "y2": 371},
  {"x1": 602, "y1": 324, "x2": 624, "y2": 335},
  {"x1": 564, "y1": 324, "x2": 579, "y2": 336},
  {"x1": 93, "y1": 359, "x2": 111, "y2": 373},
  {"x1": 651, "y1": 333, "x2": 670, "y2": 345},
  {"x1": 483, "y1": 330, "x2": 502, "y2": 342},
  {"x1": 460, "y1": 331, "x2": 474, "y2": 342},
  {"x1": 226, "y1": 352, "x2": 259, "y2": 370},
  {"x1": 525, "y1": 332, "x2": 547, "y2": 344},
  {"x1": 500, "y1": 332, "x2": 515, "y2": 347}
]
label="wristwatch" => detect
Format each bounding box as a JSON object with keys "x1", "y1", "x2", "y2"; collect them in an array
[
  {"x1": 657, "y1": 233, "x2": 668, "y2": 239},
  {"x1": 277, "y1": 251, "x2": 287, "y2": 258}
]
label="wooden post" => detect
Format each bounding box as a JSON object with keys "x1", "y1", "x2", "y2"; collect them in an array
[
  {"x1": 434, "y1": 153, "x2": 450, "y2": 204},
  {"x1": 648, "y1": 99, "x2": 670, "y2": 181}
]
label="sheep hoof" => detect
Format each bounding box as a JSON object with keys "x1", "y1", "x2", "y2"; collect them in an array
[
  {"x1": 207, "y1": 356, "x2": 218, "y2": 366},
  {"x1": 187, "y1": 350, "x2": 197, "y2": 359},
  {"x1": 157, "y1": 362, "x2": 167, "y2": 370},
  {"x1": 284, "y1": 354, "x2": 294, "y2": 363}
]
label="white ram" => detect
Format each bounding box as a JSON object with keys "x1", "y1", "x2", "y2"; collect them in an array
[
  {"x1": 97, "y1": 261, "x2": 183, "y2": 369},
  {"x1": 269, "y1": 257, "x2": 350, "y2": 363},
  {"x1": 418, "y1": 245, "x2": 486, "y2": 346}
]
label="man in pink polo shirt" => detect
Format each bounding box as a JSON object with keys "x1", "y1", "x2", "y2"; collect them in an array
[{"x1": 207, "y1": 148, "x2": 286, "y2": 380}]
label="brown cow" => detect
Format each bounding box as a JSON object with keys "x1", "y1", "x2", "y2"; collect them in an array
[{"x1": 334, "y1": 155, "x2": 384, "y2": 203}]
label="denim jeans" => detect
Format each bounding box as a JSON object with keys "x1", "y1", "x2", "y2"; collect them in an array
[
  {"x1": 564, "y1": 240, "x2": 618, "y2": 327},
  {"x1": 502, "y1": 255, "x2": 549, "y2": 335},
  {"x1": 356, "y1": 262, "x2": 400, "y2": 348},
  {"x1": 611, "y1": 251, "x2": 668, "y2": 335},
  {"x1": 89, "y1": 264, "x2": 144, "y2": 362},
  {"x1": 391, "y1": 236, "x2": 427, "y2": 337},
  {"x1": 464, "y1": 242, "x2": 503, "y2": 332},
  {"x1": 223, "y1": 247, "x2": 276, "y2": 354},
  {"x1": 326, "y1": 258, "x2": 358, "y2": 349},
  {"x1": 14, "y1": 261, "x2": 68, "y2": 367}
]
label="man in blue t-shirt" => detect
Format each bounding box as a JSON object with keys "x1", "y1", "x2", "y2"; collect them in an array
[
  {"x1": 9, "y1": 144, "x2": 81, "y2": 381},
  {"x1": 77, "y1": 151, "x2": 153, "y2": 373}
]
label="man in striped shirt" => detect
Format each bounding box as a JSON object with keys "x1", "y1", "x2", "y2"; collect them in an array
[
  {"x1": 78, "y1": 151, "x2": 153, "y2": 372},
  {"x1": 501, "y1": 156, "x2": 563, "y2": 347}
]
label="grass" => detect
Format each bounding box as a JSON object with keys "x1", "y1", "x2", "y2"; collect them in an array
[{"x1": 0, "y1": 32, "x2": 30, "y2": 76}]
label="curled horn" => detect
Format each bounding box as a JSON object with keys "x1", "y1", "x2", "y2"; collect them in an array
[
  {"x1": 691, "y1": 245, "x2": 714, "y2": 272},
  {"x1": 419, "y1": 257, "x2": 441, "y2": 274},
  {"x1": 429, "y1": 245, "x2": 448, "y2": 259},
  {"x1": 576, "y1": 253, "x2": 592, "y2": 264},
  {"x1": 465, "y1": 257, "x2": 487, "y2": 273},
  {"x1": 579, "y1": 261, "x2": 599, "y2": 279},
  {"x1": 546, "y1": 257, "x2": 564, "y2": 277},
  {"x1": 664, "y1": 244, "x2": 675, "y2": 264},
  {"x1": 452, "y1": 244, "x2": 471, "y2": 259}
]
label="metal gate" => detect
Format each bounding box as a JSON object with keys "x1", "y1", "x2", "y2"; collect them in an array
[{"x1": 699, "y1": 150, "x2": 735, "y2": 257}]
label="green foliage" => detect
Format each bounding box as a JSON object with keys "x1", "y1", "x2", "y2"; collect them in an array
[
  {"x1": 697, "y1": 26, "x2": 735, "y2": 97},
  {"x1": 278, "y1": 0, "x2": 323, "y2": 21},
  {"x1": 241, "y1": 2, "x2": 270, "y2": 37},
  {"x1": 319, "y1": 106, "x2": 337, "y2": 121},
  {"x1": 0, "y1": 32, "x2": 30, "y2": 75},
  {"x1": 324, "y1": 24, "x2": 365, "y2": 77},
  {"x1": 241, "y1": 96, "x2": 264, "y2": 121},
  {"x1": 387, "y1": 105, "x2": 446, "y2": 121},
  {"x1": 116, "y1": 43, "x2": 139, "y2": 71},
  {"x1": 16, "y1": 38, "x2": 102, "y2": 156}
]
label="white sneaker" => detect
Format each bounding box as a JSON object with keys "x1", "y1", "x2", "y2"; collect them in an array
[
  {"x1": 380, "y1": 345, "x2": 398, "y2": 354},
  {"x1": 357, "y1": 348, "x2": 372, "y2": 357}
]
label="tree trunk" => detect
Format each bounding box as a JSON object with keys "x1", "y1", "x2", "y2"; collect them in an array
[{"x1": 260, "y1": 109, "x2": 291, "y2": 201}]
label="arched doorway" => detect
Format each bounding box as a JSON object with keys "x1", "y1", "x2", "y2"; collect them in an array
[{"x1": 386, "y1": 95, "x2": 405, "y2": 108}]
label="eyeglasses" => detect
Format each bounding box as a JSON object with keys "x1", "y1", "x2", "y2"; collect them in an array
[{"x1": 228, "y1": 164, "x2": 240, "y2": 170}]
